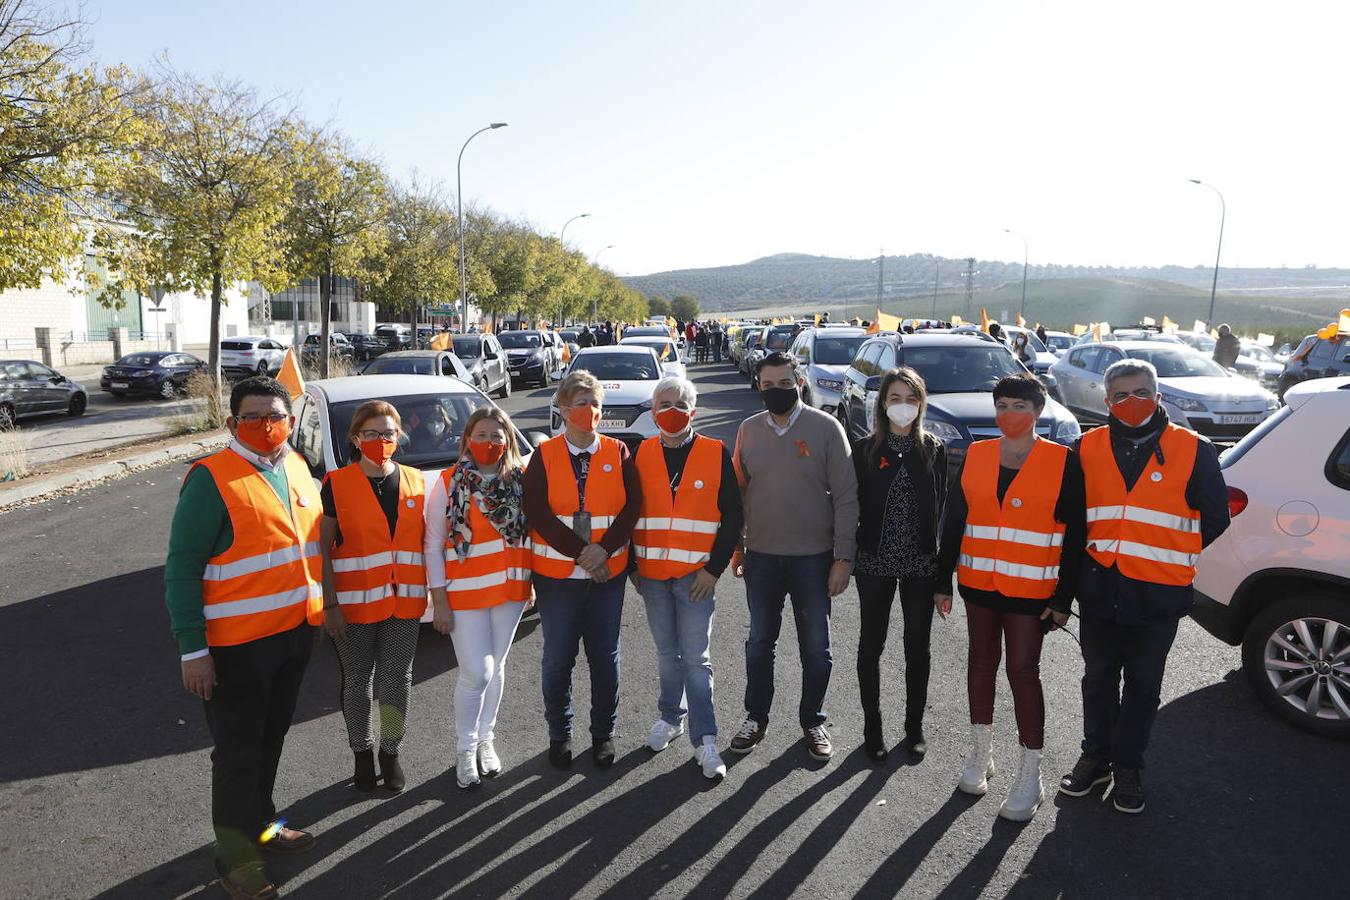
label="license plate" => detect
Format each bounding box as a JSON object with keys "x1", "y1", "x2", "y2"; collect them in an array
[
  {"x1": 1218, "y1": 414, "x2": 1261, "y2": 425},
  {"x1": 599, "y1": 419, "x2": 626, "y2": 429},
  {"x1": 111, "y1": 381, "x2": 128, "y2": 389}
]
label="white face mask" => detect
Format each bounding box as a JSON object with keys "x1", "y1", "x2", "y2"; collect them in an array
[{"x1": 886, "y1": 401, "x2": 919, "y2": 428}]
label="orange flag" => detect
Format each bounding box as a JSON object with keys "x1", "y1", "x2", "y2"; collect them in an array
[
  {"x1": 980, "y1": 307, "x2": 991, "y2": 333},
  {"x1": 429, "y1": 332, "x2": 452, "y2": 350},
  {"x1": 277, "y1": 346, "x2": 305, "y2": 398},
  {"x1": 1016, "y1": 313, "x2": 1027, "y2": 328}
]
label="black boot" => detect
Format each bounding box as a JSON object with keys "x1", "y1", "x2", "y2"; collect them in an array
[
  {"x1": 378, "y1": 750, "x2": 405, "y2": 793},
  {"x1": 548, "y1": 738, "x2": 573, "y2": 770},
  {"x1": 863, "y1": 710, "x2": 887, "y2": 761},
  {"x1": 901, "y1": 727, "x2": 928, "y2": 759},
  {"x1": 353, "y1": 749, "x2": 376, "y2": 792}
]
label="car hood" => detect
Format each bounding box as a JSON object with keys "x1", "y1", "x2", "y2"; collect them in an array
[
  {"x1": 593, "y1": 380, "x2": 660, "y2": 404},
  {"x1": 926, "y1": 391, "x2": 1072, "y2": 425},
  {"x1": 807, "y1": 363, "x2": 850, "y2": 379},
  {"x1": 1157, "y1": 375, "x2": 1270, "y2": 400}
]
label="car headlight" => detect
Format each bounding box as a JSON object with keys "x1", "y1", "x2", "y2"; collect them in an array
[
  {"x1": 1053, "y1": 416, "x2": 1081, "y2": 443},
  {"x1": 1264, "y1": 394, "x2": 1279, "y2": 410},
  {"x1": 926, "y1": 419, "x2": 964, "y2": 443},
  {"x1": 1160, "y1": 391, "x2": 1207, "y2": 412},
  {"x1": 638, "y1": 398, "x2": 653, "y2": 411},
  {"x1": 815, "y1": 377, "x2": 844, "y2": 391}
]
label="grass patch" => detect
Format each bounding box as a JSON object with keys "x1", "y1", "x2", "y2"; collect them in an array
[
  {"x1": 0, "y1": 422, "x2": 31, "y2": 482},
  {"x1": 168, "y1": 371, "x2": 230, "y2": 435}
]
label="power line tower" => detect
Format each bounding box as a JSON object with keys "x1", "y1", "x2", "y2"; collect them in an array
[
  {"x1": 964, "y1": 257, "x2": 976, "y2": 321},
  {"x1": 876, "y1": 247, "x2": 885, "y2": 314}
]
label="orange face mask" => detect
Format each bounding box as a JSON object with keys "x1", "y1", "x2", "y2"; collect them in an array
[
  {"x1": 654, "y1": 407, "x2": 692, "y2": 435},
  {"x1": 360, "y1": 438, "x2": 398, "y2": 464},
  {"x1": 236, "y1": 417, "x2": 291, "y2": 454},
  {"x1": 995, "y1": 410, "x2": 1035, "y2": 439},
  {"x1": 469, "y1": 439, "x2": 506, "y2": 466},
  {"x1": 566, "y1": 405, "x2": 601, "y2": 432},
  {"x1": 1110, "y1": 395, "x2": 1157, "y2": 428}
]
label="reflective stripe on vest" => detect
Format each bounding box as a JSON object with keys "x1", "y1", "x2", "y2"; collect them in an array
[
  {"x1": 1080, "y1": 424, "x2": 1202, "y2": 586},
  {"x1": 632, "y1": 434, "x2": 723, "y2": 580},
  {"x1": 193, "y1": 448, "x2": 324, "y2": 647},
  {"x1": 441, "y1": 465, "x2": 533, "y2": 608},
  {"x1": 955, "y1": 437, "x2": 1068, "y2": 601},
  {"x1": 529, "y1": 435, "x2": 631, "y2": 579},
  {"x1": 327, "y1": 463, "x2": 428, "y2": 623}
]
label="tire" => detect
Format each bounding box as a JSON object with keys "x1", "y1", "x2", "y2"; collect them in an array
[
  {"x1": 67, "y1": 393, "x2": 87, "y2": 416},
  {"x1": 494, "y1": 374, "x2": 511, "y2": 399},
  {"x1": 1241, "y1": 592, "x2": 1350, "y2": 739},
  {"x1": 158, "y1": 379, "x2": 176, "y2": 400},
  {"x1": 256, "y1": 361, "x2": 268, "y2": 376},
  {"x1": 0, "y1": 403, "x2": 15, "y2": 429}
]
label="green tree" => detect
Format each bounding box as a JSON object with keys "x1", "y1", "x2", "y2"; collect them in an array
[
  {"x1": 98, "y1": 69, "x2": 297, "y2": 388},
  {"x1": 285, "y1": 128, "x2": 388, "y2": 376},
  {"x1": 671, "y1": 293, "x2": 700, "y2": 322},
  {"x1": 0, "y1": 0, "x2": 143, "y2": 292},
  {"x1": 364, "y1": 175, "x2": 457, "y2": 332},
  {"x1": 647, "y1": 294, "x2": 672, "y2": 319}
]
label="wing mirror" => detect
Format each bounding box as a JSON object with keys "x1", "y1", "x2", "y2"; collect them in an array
[{"x1": 864, "y1": 375, "x2": 882, "y2": 392}]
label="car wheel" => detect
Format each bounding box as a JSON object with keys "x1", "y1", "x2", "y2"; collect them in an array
[
  {"x1": 0, "y1": 403, "x2": 15, "y2": 429},
  {"x1": 256, "y1": 361, "x2": 268, "y2": 376},
  {"x1": 1241, "y1": 593, "x2": 1350, "y2": 739},
  {"x1": 494, "y1": 374, "x2": 511, "y2": 399},
  {"x1": 158, "y1": 379, "x2": 176, "y2": 400},
  {"x1": 67, "y1": 393, "x2": 87, "y2": 416}
]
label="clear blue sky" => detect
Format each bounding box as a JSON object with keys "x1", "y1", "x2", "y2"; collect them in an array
[{"x1": 88, "y1": 0, "x2": 1350, "y2": 276}]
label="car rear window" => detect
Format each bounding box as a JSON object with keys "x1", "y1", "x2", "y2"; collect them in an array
[
  {"x1": 363, "y1": 358, "x2": 433, "y2": 375},
  {"x1": 221, "y1": 341, "x2": 252, "y2": 350},
  {"x1": 116, "y1": 355, "x2": 160, "y2": 366}
]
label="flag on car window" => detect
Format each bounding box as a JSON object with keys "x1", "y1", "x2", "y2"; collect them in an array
[{"x1": 277, "y1": 348, "x2": 305, "y2": 400}]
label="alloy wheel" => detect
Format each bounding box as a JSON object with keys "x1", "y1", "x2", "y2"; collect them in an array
[{"x1": 1264, "y1": 616, "x2": 1350, "y2": 721}]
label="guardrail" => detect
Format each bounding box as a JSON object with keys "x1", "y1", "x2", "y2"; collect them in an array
[{"x1": 0, "y1": 338, "x2": 36, "y2": 351}]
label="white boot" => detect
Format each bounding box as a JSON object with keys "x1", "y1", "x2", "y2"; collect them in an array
[
  {"x1": 958, "y1": 724, "x2": 996, "y2": 795},
  {"x1": 999, "y1": 745, "x2": 1045, "y2": 821}
]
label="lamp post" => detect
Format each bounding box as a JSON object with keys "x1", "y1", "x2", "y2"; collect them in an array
[
  {"x1": 457, "y1": 122, "x2": 507, "y2": 333},
  {"x1": 556, "y1": 213, "x2": 590, "y2": 326},
  {"x1": 1189, "y1": 179, "x2": 1226, "y2": 328},
  {"x1": 1004, "y1": 228, "x2": 1028, "y2": 320},
  {"x1": 592, "y1": 245, "x2": 614, "y2": 323}
]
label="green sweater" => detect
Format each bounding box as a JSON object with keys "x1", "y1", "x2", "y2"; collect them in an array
[{"x1": 164, "y1": 459, "x2": 292, "y2": 655}]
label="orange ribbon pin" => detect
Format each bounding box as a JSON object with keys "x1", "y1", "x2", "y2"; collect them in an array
[
  {"x1": 795, "y1": 440, "x2": 811, "y2": 458},
  {"x1": 879, "y1": 457, "x2": 890, "y2": 469}
]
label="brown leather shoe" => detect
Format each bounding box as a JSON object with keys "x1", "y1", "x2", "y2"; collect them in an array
[
  {"x1": 257, "y1": 824, "x2": 315, "y2": 854},
  {"x1": 803, "y1": 724, "x2": 833, "y2": 761},
  {"x1": 219, "y1": 862, "x2": 278, "y2": 899}
]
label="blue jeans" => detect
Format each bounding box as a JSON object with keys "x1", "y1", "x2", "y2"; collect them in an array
[
  {"x1": 534, "y1": 574, "x2": 625, "y2": 742},
  {"x1": 743, "y1": 550, "x2": 834, "y2": 729},
  {"x1": 640, "y1": 571, "x2": 717, "y2": 747}
]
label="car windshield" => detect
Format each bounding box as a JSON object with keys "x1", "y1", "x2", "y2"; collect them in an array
[
  {"x1": 1009, "y1": 331, "x2": 1047, "y2": 353},
  {"x1": 221, "y1": 341, "x2": 254, "y2": 351},
  {"x1": 746, "y1": 333, "x2": 763, "y2": 348},
  {"x1": 765, "y1": 332, "x2": 792, "y2": 351},
  {"x1": 624, "y1": 327, "x2": 668, "y2": 338},
  {"x1": 117, "y1": 355, "x2": 161, "y2": 367},
  {"x1": 570, "y1": 351, "x2": 660, "y2": 381},
  {"x1": 623, "y1": 339, "x2": 677, "y2": 359},
  {"x1": 498, "y1": 332, "x2": 542, "y2": 349},
  {"x1": 362, "y1": 357, "x2": 434, "y2": 375},
  {"x1": 1126, "y1": 348, "x2": 1228, "y2": 378},
  {"x1": 814, "y1": 336, "x2": 867, "y2": 365},
  {"x1": 329, "y1": 394, "x2": 482, "y2": 468},
  {"x1": 897, "y1": 345, "x2": 1025, "y2": 393},
  {"x1": 1241, "y1": 344, "x2": 1275, "y2": 362},
  {"x1": 1046, "y1": 334, "x2": 1073, "y2": 351},
  {"x1": 1189, "y1": 334, "x2": 1217, "y2": 352},
  {"x1": 452, "y1": 337, "x2": 481, "y2": 358}
]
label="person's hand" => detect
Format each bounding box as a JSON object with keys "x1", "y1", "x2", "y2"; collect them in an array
[
  {"x1": 690, "y1": 568, "x2": 718, "y2": 602},
  {"x1": 731, "y1": 549, "x2": 745, "y2": 579},
  {"x1": 629, "y1": 572, "x2": 643, "y2": 597},
  {"x1": 589, "y1": 566, "x2": 611, "y2": 583},
  {"x1": 827, "y1": 559, "x2": 852, "y2": 598},
  {"x1": 1040, "y1": 607, "x2": 1069, "y2": 629},
  {"x1": 577, "y1": 543, "x2": 608, "y2": 573},
  {"x1": 182, "y1": 655, "x2": 215, "y2": 700},
  {"x1": 323, "y1": 604, "x2": 347, "y2": 641},
  {"x1": 432, "y1": 603, "x2": 454, "y2": 635},
  {"x1": 934, "y1": 593, "x2": 953, "y2": 620}
]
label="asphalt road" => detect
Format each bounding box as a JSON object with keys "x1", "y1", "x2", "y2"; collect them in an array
[
  {"x1": 12, "y1": 385, "x2": 196, "y2": 469},
  {"x1": 1, "y1": 360, "x2": 1346, "y2": 900}
]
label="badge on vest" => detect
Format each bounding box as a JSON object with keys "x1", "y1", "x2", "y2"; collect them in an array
[
  {"x1": 406, "y1": 499, "x2": 416, "y2": 508},
  {"x1": 603, "y1": 463, "x2": 613, "y2": 472},
  {"x1": 1151, "y1": 471, "x2": 1163, "y2": 482},
  {"x1": 297, "y1": 496, "x2": 309, "y2": 507},
  {"x1": 694, "y1": 479, "x2": 704, "y2": 489},
  {"x1": 1011, "y1": 498, "x2": 1023, "y2": 508}
]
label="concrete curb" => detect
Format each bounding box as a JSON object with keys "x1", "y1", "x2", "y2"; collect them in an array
[{"x1": 0, "y1": 434, "x2": 230, "y2": 510}]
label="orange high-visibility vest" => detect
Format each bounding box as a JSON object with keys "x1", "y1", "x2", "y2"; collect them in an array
[
  {"x1": 633, "y1": 434, "x2": 723, "y2": 580},
  {"x1": 957, "y1": 438, "x2": 1068, "y2": 600},
  {"x1": 529, "y1": 435, "x2": 630, "y2": 578},
  {"x1": 439, "y1": 465, "x2": 532, "y2": 609},
  {"x1": 193, "y1": 448, "x2": 324, "y2": 647},
  {"x1": 326, "y1": 463, "x2": 427, "y2": 624},
  {"x1": 1081, "y1": 424, "x2": 1202, "y2": 586}
]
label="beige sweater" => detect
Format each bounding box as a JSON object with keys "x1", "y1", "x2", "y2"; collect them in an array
[{"x1": 733, "y1": 405, "x2": 859, "y2": 560}]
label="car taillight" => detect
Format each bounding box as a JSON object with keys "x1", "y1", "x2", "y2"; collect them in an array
[
  {"x1": 240, "y1": 350, "x2": 254, "y2": 356},
  {"x1": 1227, "y1": 486, "x2": 1249, "y2": 517}
]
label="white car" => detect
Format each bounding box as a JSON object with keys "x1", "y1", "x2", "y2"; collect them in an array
[
  {"x1": 550, "y1": 345, "x2": 664, "y2": 447},
  {"x1": 1191, "y1": 376, "x2": 1350, "y2": 738},
  {"x1": 221, "y1": 335, "x2": 288, "y2": 377},
  {"x1": 787, "y1": 326, "x2": 869, "y2": 415},
  {"x1": 1050, "y1": 341, "x2": 1278, "y2": 442},
  {"x1": 619, "y1": 335, "x2": 687, "y2": 379},
  {"x1": 1043, "y1": 330, "x2": 1075, "y2": 356}
]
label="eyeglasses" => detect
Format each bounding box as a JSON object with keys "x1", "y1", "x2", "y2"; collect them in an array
[
  {"x1": 358, "y1": 429, "x2": 399, "y2": 441},
  {"x1": 237, "y1": 413, "x2": 288, "y2": 424}
]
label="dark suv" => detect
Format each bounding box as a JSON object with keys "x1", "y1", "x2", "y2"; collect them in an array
[
  {"x1": 837, "y1": 331, "x2": 1081, "y2": 477},
  {"x1": 1277, "y1": 333, "x2": 1349, "y2": 400}
]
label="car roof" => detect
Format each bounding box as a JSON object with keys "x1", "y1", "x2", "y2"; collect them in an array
[
  {"x1": 230, "y1": 335, "x2": 271, "y2": 342},
  {"x1": 1103, "y1": 341, "x2": 1196, "y2": 353},
  {"x1": 620, "y1": 335, "x2": 673, "y2": 343},
  {"x1": 307, "y1": 373, "x2": 478, "y2": 403},
  {"x1": 862, "y1": 332, "x2": 1009, "y2": 348},
  {"x1": 810, "y1": 327, "x2": 867, "y2": 337},
  {"x1": 1285, "y1": 375, "x2": 1350, "y2": 408},
  {"x1": 575, "y1": 345, "x2": 655, "y2": 355},
  {"x1": 374, "y1": 350, "x2": 446, "y2": 358}
]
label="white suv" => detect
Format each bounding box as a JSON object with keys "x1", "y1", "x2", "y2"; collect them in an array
[
  {"x1": 221, "y1": 336, "x2": 288, "y2": 377},
  {"x1": 1192, "y1": 376, "x2": 1350, "y2": 738}
]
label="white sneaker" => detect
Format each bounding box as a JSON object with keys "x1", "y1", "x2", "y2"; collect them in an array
[
  {"x1": 999, "y1": 746, "x2": 1045, "y2": 822},
  {"x1": 456, "y1": 749, "x2": 480, "y2": 789},
  {"x1": 694, "y1": 737, "x2": 726, "y2": 780},
  {"x1": 958, "y1": 724, "x2": 996, "y2": 796},
  {"x1": 478, "y1": 738, "x2": 502, "y2": 777},
  {"x1": 646, "y1": 718, "x2": 685, "y2": 752}
]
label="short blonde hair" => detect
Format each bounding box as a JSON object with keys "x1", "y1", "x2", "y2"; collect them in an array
[{"x1": 556, "y1": 369, "x2": 604, "y2": 409}]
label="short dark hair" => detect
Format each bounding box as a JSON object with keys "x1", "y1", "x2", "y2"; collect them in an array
[
  {"x1": 993, "y1": 373, "x2": 1046, "y2": 411},
  {"x1": 230, "y1": 376, "x2": 293, "y2": 416},
  {"x1": 756, "y1": 350, "x2": 798, "y2": 378}
]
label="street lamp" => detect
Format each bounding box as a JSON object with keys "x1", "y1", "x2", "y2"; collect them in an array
[
  {"x1": 1004, "y1": 228, "x2": 1028, "y2": 320},
  {"x1": 457, "y1": 122, "x2": 507, "y2": 333},
  {"x1": 556, "y1": 214, "x2": 590, "y2": 326},
  {"x1": 1189, "y1": 179, "x2": 1226, "y2": 328}
]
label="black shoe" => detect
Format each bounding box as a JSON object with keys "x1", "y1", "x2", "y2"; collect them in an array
[
  {"x1": 378, "y1": 751, "x2": 405, "y2": 793},
  {"x1": 863, "y1": 712, "x2": 887, "y2": 761},
  {"x1": 900, "y1": 729, "x2": 928, "y2": 759},
  {"x1": 1058, "y1": 753, "x2": 1112, "y2": 797},
  {"x1": 593, "y1": 737, "x2": 616, "y2": 768},
  {"x1": 729, "y1": 717, "x2": 767, "y2": 755},
  {"x1": 549, "y1": 738, "x2": 573, "y2": 770},
  {"x1": 1105, "y1": 766, "x2": 1145, "y2": 814},
  {"x1": 353, "y1": 749, "x2": 376, "y2": 792}
]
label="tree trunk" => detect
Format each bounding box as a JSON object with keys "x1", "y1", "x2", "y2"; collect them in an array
[
  {"x1": 208, "y1": 267, "x2": 223, "y2": 392},
  {"x1": 319, "y1": 257, "x2": 333, "y2": 379}
]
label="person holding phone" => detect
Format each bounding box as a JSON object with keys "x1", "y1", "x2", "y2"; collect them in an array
[
  {"x1": 936, "y1": 374, "x2": 1084, "y2": 822},
  {"x1": 523, "y1": 370, "x2": 642, "y2": 770}
]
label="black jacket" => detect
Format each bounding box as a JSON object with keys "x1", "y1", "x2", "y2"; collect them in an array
[{"x1": 852, "y1": 432, "x2": 948, "y2": 560}]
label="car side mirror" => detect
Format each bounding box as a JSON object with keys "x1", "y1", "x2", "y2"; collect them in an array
[
  {"x1": 526, "y1": 430, "x2": 549, "y2": 449},
  {"x1": 864, "y1": 375, "x2": 882, "y2": 392}
]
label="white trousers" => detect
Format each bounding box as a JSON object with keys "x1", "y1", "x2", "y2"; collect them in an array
[{"x1": 449, "y1": 601, "x2": 527, "y2": 753}]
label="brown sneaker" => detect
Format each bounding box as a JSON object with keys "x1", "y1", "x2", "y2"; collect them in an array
[
  {"x1": 220, "y1": 862, "x2": 277, "y2": 899},
  {"x1": 728, "y1": 717, "x2": 767, "y2": 755},
  {"x1": 804, "y1": 724, "x2": 833, "y2": 761},
  {"x1": 257, "y1": 823, "x2": 315, "y2": 854}
]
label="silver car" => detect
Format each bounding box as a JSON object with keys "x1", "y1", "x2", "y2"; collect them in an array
[
  {"x1": 1050, "y1": 341, "x2": 1278, "y2": 441},
  {"x1": 788, "y1": 326, "x2": 869, "y2": 415},
  {"x1": 0, "y1": 359, "x2": 88, "y2": 427},
  {"x1": 220, "y1": 335, "x2": 288, "y2": 377}
]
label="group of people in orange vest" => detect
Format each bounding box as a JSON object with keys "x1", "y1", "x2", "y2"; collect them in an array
[{"x1": 167, "y1": 344, "x2": 1228, "y2": 899}]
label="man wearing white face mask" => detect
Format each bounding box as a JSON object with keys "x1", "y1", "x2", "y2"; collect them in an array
[{"x1": 630, "y1": 377, "x2": 742, "y2": 779}]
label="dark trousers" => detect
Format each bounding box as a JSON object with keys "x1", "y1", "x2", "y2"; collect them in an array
[
  {"x1": 743, "y1": 550, "x2": 833, "y2": 729},
  {"x1": 1080, "y1": 615, "x2": 1179, "y2": 769},
  {"x1": 855, "y1": 573, "x2": 935, "y2": 734},
  {"x1": 203, "y1": 624, "x2": 314, "y2": 871},
  {"x1": 534, "y1": 574, "x2": 625, "y2": 742},
  {"x1": 966, "y1": 603, "x2": 1045, "y2": 748}
]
